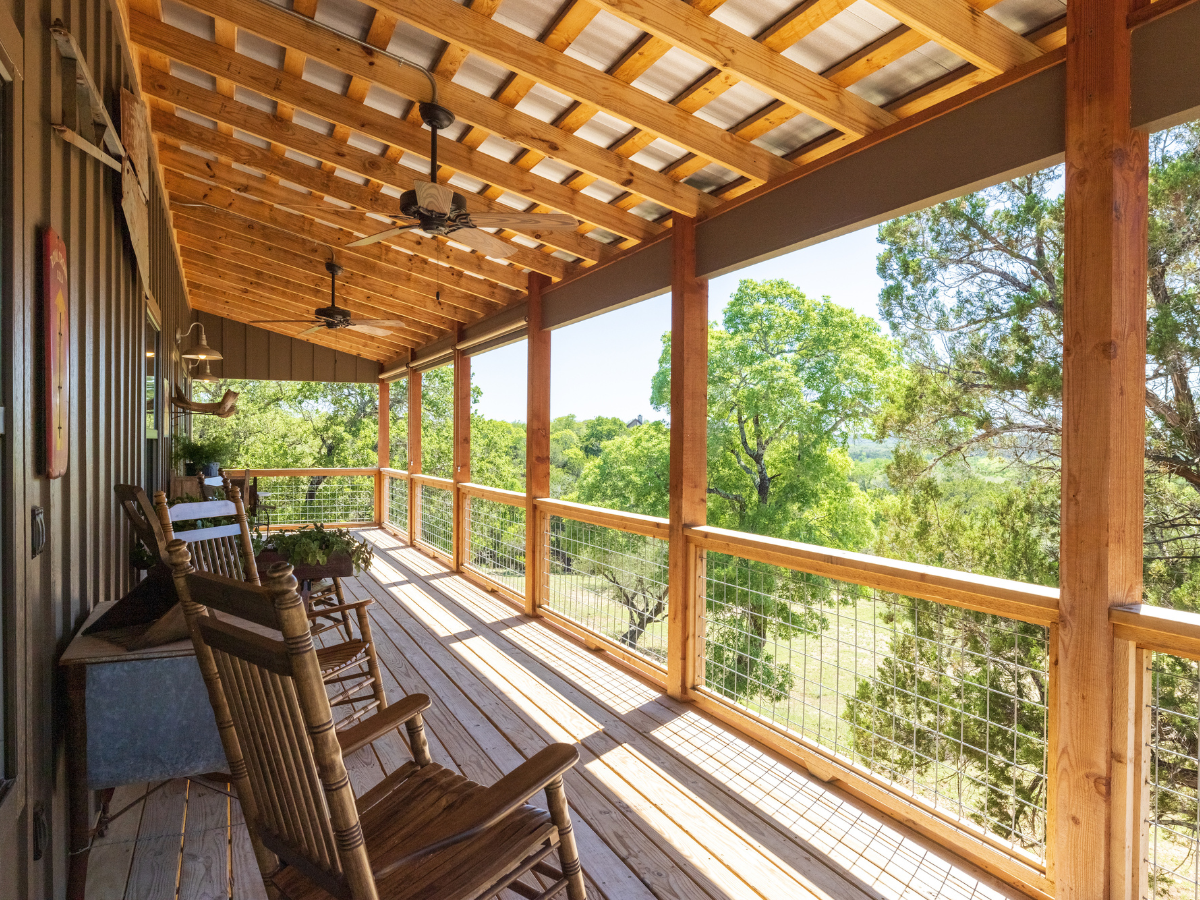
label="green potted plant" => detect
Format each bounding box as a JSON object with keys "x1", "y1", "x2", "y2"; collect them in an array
[
  {"x1": 252, "y1": 524, "x2": 374, "y2": 578},
  {"x1": 172, "y1": 434, "x2": 232, "y2": 477}
]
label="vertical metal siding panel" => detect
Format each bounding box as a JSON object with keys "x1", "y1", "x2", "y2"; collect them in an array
[
  {"x1": 268, "y1": 330, "x2": 290, "y2": 381},
  {"x1": 334, "y1": 349, "x2": 354, "y2": 383},
  {"x1": 224, "y1": 319, "x2": 246, "y2": 380},
  {"x1": 291, "y1": 335, "x2": 314, "y2": 382},
  {"x1": 357, "y1": 356, "x2": 379, "y2": 384},
  {"x1": 313, "y1": 343, "x2": 335, "y2": 382},
  {"x1": 245, "y1": 326, "x2": 268, "y2": 380}
]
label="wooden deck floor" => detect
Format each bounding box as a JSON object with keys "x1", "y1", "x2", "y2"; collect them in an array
[{"x1": 85, "y1": 529, "x2": 1024, "y2": 900}]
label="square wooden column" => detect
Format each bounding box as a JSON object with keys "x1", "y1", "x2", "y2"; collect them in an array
[
  {"x1": 408, "y1": 369, "x2": 422, "y2": 546},
  {"x1": 377, "y1": 379, "x2": 389, "y2": 525},
  {"x1": 525, "y1": 273, "x2": 551, "y2": 617},
  {"x1": 667, "y1": 216, "x2": 708, "y2": 701},
  {"x1": 1057, "y1": 0, "x2": 1149, "y2": 893},
  {"x1": 453, "y1": 346, "x2": 471, "y2": 570}
]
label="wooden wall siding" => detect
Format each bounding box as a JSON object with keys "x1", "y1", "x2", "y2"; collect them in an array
[
  {"x1": 0, "y1": 0, "x2": 191, "y2": 898},
  {"x1": 196, "y1": 311, "x2": 380, "y2": 384}
]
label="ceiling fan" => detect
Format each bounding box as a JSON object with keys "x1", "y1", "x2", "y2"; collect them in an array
[
  {"x1": 250, "y1": 260, "x2": 410, "y2": 338},
  {"x1": 346, "y1": 102, "x2": 578, "y2": 259}
]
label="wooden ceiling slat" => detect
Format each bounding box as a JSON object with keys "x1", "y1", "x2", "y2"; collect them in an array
[
  {"x1": 174, "y1": 234, "x2": 443, "y2": 340},
  {"x1": 178, "y1": 251, "x2": 432, "y2": 347},
  {"x1": 867, "y1": 0, "x2": 1042, "y2": 75},
  {"x1": 152, "y1": 121, "x2": 541, "y2": 288},
  {"x1": 181, "y1": 0, "x2": 718, "y2": 220},
  {"x1": 347, "y1": 0, "x2": 794, "y2": 184},
  {"x1": 188, "y1": 289, "x2": 403, "y2": 361},
  {"x1": 153, "y1": 118, "x2": 572, "y2": 285},
  {"x1": 187, "y1": 285, "x2": 411, "y2": 358},
  {"x1": 164, "y1": 176, "x2": 494, "y2": 321},
  {"x1": 143, "y1": 73, "x2": 612, "y2": 265},
  {"x1": 587, "y1": 0, "x2": 896, "y2": 138},
  {"x1": 130, "y1": 13, "x2": 667, "y2": 244},
  {"x1": 157, "y1": 146, "x2": 523, "y2": 307}
]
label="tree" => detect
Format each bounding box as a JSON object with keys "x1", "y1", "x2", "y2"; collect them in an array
[{"x1": 569, "y1": 281, "x2": 896, "y2": 702}]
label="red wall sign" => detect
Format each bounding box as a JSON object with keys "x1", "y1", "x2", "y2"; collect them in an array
[{"x1": 43, "y1": 228, "x2": 70, "y2": 479}]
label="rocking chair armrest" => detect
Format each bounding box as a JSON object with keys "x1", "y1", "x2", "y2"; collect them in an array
[
  {"x1": 373, "y1": 743, "x2": 580, "y2": 877},
  {"x1": 305, "y1": 598, "x2": 374, "y2": 620},
  {"x1": 337, "y1": 693, "x2": 431, "y2": 757}
]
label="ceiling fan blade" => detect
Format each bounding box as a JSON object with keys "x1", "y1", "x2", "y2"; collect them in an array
[
  {"x1": 414, "y1": 179, "x2": 454, "y2": 215},
  {"x1": 346, "y1": 324, "x2": 395, "y2": 337},
  {"x1": 449, "y1": 227, "x2": 516, "y2": 259},
  {"x1": 345, "y1": 224, "x2": 415, "y2": 248},
  {"x1": 351, "y1": 319, "x2": 413, "y2": 327},
  {"x1": 299, "y1": 324, "x2": 327, "y2": 335},
  {"x1": 469, "y1": 212, "x2": 579, "y2": 230}
]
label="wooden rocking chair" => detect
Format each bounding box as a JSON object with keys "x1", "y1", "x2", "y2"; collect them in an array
[
  {"x1": 154, "y1": 488, "x2": 390, "y2": 729},
  {"x1": 166, "y1": 544, "x2": 587, "y2": 900}
]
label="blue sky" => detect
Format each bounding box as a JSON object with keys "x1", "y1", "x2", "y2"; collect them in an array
[{"x1": 470, "y1": 224, "x2": 888, "y2": 423}]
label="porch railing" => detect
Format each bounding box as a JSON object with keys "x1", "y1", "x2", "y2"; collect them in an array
[{"x1": 229, "y1": 465, "x2": 1200, "y2": 900}]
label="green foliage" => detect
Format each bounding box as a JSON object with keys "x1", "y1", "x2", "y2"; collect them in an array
[
  {"x1": 171, "y1": 434, "x2": 233, "y2": 469},
  {"x1": 253, "y1": 524, "x2": 374, "y2": 573}
]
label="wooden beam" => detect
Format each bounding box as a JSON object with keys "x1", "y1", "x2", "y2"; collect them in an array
[
  {"x1": 176, "y1": 0, "x2": 719, "y2": 218},
  {"x1": 1057, "y1": 0, "x2": 1148, "y2": 891},
  {"x1": 153, "y1": 131, "x2": 538, "y2": 290},
  {"x1": 174, "y1": 241, "x2": 442, "y2": 341},
  {"x1": 868, "y1": 0, "x2": 1041, "y2": 75},
  {"x1": 377, "y1": 379, "x2": 390, "y2": 524},
  {"x1": 452, "y1": 345, "x2": 470, "y2": 571},
  {"x1": 666, "y1": 216, "x2": 707, "y2": 702},
  {"x1": 158, "y1": 154, "x2": 521, "y2": 307},
  {"x1": 355, "y1": 0, "x2": 792, "y2": 184},
  {"x1": 408, "y1": 370, "x2": 422, "y2": 546},
  {"x1": 163, "y1": 173, "x2": 497, "y2": 319},
  {"x1": 167, "y1": 206, "x2": 487, "y2": 330},
  {"x1": 525, "y1": 273, "x2": 551, "y2": 617},
  {"x1": 143, "y1": 75, "x2": 612, "y2": 265},
  {"x1": 129, "y1": 16, "x2": 666, "y2": 244},
  {"x1": 586, "y1": 0, "x2": 895, "y2": 138}
]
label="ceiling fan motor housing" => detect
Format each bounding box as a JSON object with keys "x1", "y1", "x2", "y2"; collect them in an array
[
  {"x1": 400, "y1": 188, "x2": 469, "y2": 222},
  {"x1": 315, "y1": 305, "x2": 351, "y2": 326}
]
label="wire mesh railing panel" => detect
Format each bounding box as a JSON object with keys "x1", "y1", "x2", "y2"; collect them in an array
[
  {"x1": 1150, "y1": 653, "x2": 1200, "y2": 899},
  {"x1": 701, "y1": 552, "x2": 1050, "y2": 858},
  {"x1": 466, "y1": 497, "x2": 525, "y2": 594},
  {"x1": 543, "y1": 516, "x2": 669, "y2": 666},
  {"x1": 254, "y1": 475, "x2": 375, "y2": 527},
  {"x1": 387, "y1": 477, "x2": 408, "y2": 533},
  {"x1": 418, "y1": 484, "x2": 454, "y2": 557}
]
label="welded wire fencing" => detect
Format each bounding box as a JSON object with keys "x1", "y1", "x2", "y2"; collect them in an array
[
  {"x1": 542, "y1": 515, "x2": 670, "y2": 665},
  {"x1": 253, "y1": 473, "x2": 375, "y2": 527},
  {"x1": 700, "y1": 551, "x2": 1050, "y2": 859},
  {"x1": 387, "y1": 475, "x2": 408, "y2": 533},
  {"x1": 465, "y1": 495, "x2": 526, "y2": 595},
  {"x1": 1149, "y1": 653, "x2": 1200, "y2": 899},
  {"x1": 418, "y1": 483, "x2": 454, "y2": 557}
]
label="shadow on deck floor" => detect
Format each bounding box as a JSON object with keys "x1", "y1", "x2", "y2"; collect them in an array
[{"x1": 85, "y1": 529, "x2": 1024, "y2": 900}]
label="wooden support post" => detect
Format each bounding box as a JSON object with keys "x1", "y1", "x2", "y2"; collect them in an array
[
  {"x1": 408, "y1": 370, "x2": 422, "y2": 547},
  {"x1": 377, "y1": 379, "x2": 389, "y2": 526},
  {"x1": 453, "y1": 346, "x2": 471, "y2": 571},
  {"x1": 526, "y1": 273, "x2": 551, "y2": 617},
  {"x1": 1057, "y1": 0, "x2": 1149, "y2": 893},
  {"x1": 667, "y1": 216, "x2": 708, "y2": 701}
]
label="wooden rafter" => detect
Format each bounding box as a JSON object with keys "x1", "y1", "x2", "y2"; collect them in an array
[
  {"x1": 352, "y1": 0, "x2": 795, "y2": 185},
  {"x1": 868, "y1": 0, "x2": 1042, "y2": 75},
  {"x1": 586, "y1": 0, "x2": 896, "y2": 138},
  {"x1": 180, "y1": 0, "x2": 720, "y2": 219},
  {"x1": 143, "y1": 74, "x2": 613, "y2": 266},
  {"x1": 130, "y1": 14, "x2": 666, "y2": 246}
]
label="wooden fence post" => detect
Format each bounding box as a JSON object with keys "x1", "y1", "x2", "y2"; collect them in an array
[
  {"x1": 377, "y1": 379, "x2": 389, "y2": 526},
  {"x1": 408, "y1": 369, "x2": 422, "y2": 547},
  {"x1": 1057, "y1": 0, "x2": 1149, "y2": 893},
  {"x1": 667, "y1": 216, "x2": 708, "y2": 701},
  {"x1": 526, "y1": 273, "x2": 551, "y2": 617},
  {"x1": 453, "y1": 345, "x2": 471, "y2": 571}
]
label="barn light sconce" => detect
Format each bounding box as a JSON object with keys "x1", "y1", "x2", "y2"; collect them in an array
[
  {"x1": 192, "y1": 359, "x2": 219, "y2": 383},
  {"x1": 176, "y1": 322, "x2": 223, "y2": 361}
]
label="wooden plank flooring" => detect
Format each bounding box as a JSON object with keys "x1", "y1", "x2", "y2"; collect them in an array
[{"x1": 86, "y1": 529, "x2": 1026, "y2": 900}]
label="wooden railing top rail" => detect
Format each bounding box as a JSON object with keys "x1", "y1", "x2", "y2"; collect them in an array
[
  {"x1": 380, "y1": 467, "x2": 409, "y2": 479},
  {"x1": 1111, "y1": 603, "x2": 1200, "y2": 662},
  {"x1": 686, "y1": 525, "x2": 1060, "y2": 626},
  {"x1": 223, "y1": 467, "x2": 379, "y2": 477},
  {"x1": 460, "y1": 483, "x2": 526, "y2": 506},
  {"x1": 535, "y1": 497, "x2": 670, "y2": 539},
  {"x1": 410, "y1": 472, "x2": 454, "y2": 489}
]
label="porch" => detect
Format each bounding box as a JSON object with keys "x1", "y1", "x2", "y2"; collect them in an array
[{"x1": 84, "y1": 527, "x2": 1017, "y2": 900}]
